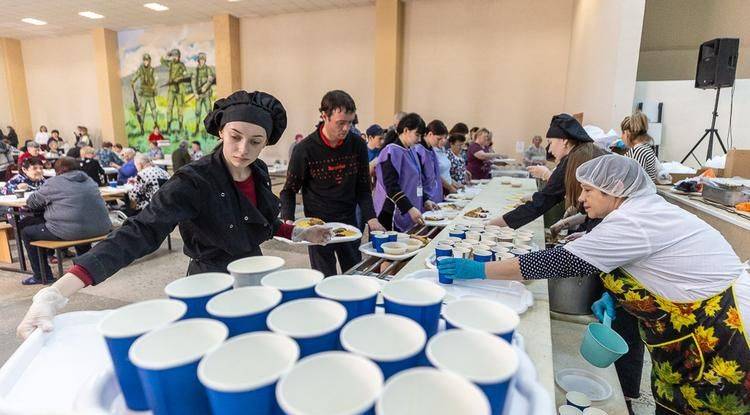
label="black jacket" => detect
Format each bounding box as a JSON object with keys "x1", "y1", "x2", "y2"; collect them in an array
[
  {"x1": 75, "y1": 150, "x2": 283, "y2": 284},
  {"x1": 80, "y1": 158, "x2": 106, "y2": 186},
  {"x1": 172, "y1": 147, "x2": 192, "y2": 172}
]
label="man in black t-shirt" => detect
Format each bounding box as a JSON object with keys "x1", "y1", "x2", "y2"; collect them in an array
[{"x1": 280, "y1": 90, "x2": 385, "y2": 276}]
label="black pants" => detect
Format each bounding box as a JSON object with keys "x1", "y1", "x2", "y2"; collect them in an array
[
  {"x1": 612, "y1": 309, "x2": 645, "y2": 400},
  {"x1": 22, "y1": 223, "x2": 92, "y2": 279},
  {"x1": 308, "y1": 240, "x2": 361, "y2": 277}
]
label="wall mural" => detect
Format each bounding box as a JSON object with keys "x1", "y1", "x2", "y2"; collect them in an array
[{"x1": 118, "y1": 22, "x2": 217, "y2": 153}]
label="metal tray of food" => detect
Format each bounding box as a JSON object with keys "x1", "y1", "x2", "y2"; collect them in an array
[{"x1": 702, "y1": 182, "x2": 750, "y2": 206}]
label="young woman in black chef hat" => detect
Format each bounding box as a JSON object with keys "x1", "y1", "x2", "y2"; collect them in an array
[{"x1": 17, "y1": 90, "x2": 332, "y2": 338}]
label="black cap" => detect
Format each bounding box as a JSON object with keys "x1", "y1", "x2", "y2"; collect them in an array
[
  {"x1": 545, "y1": 114, "x2": 592, "y2": 143},
  {"x1": 204, "y1": 90, "x2": 287, "y2": 145}
]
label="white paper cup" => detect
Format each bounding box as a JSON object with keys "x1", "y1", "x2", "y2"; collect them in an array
[
  {"x1": 227, "y1": 256, "x2": 285, "y2": 287},
  {"x1": 376, "y1": 367, "x2": 490, "y2": 415},
  {"x1": 277, "y1": 351, "x2": 383, "y2": 415},
  {"x1": 452, "y1": 247, "x2": 471, "y2": 259}
]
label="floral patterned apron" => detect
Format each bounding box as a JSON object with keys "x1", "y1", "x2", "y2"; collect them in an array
[{"x1": 601, "y1": 268, "x2": 750, "y2": 414}]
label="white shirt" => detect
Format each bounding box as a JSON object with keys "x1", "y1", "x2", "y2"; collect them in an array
[
  {"x1": 435, "y1": 148, "x2": 453, "y2": 185},
  {"x1": 34, "y1": 132, "x2": 49, "y2": 146},
  {"x1": 565, "y1": 193, "x2": 750, "y2": 333}
]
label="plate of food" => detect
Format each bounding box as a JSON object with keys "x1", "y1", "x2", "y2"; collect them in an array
[
  {"x1": 464, "y1": 207, "x2": 490, "y2": 219},
  {"x1": 275, "y1": 222, "x2": 362, "y2": 245},
  {"x1": 422, "y1": 211, "x2": 452, "y2": 227}
]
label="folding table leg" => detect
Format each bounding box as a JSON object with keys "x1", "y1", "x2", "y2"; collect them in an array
[
  {"x1": 55, "y1": 249, "x2": 64, "y2": 278},
  {"x1": 38, "y1": 248, "x2": 47, "y2": 284}
]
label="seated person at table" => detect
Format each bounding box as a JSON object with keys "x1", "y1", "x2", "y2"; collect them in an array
[
  {"x1": 96, "y1": 142, "x2": 124, "y2": 169},
  {"x1": 47, "y1": 136, "x2": 64, "y2": 157},
  {"x1": 113, "y1": 143, "x2": 123, "y2": 157},
  {"x1": 79, "y1": 146, "x2": 107, "y2": 186},
  {"x1": 466, "y1": 128, "x2": 501, "y2": 180},
  {"x1": 123, "y1": 154, "x2": 170, "y2": 216},
  {"x1": 171, "y1": 140, "x2": 192, "y2": 171},
  {"x1": 147, "y1": 140, "x2": 164, "y2": 160},
  {"x1": 2, "y1": 157, "x2": 46, "y2": 196},
  {"x1": 22, "y1": 157, "x2": 111, "y2": 285},
  {"x1": 148, "y1": 126, "x2": 164, "y2": 145},
  {"x1": 18, "y1": 141, "x2": 47, "y2": 167},
  {"x1": 116, "y1": 148, "x2": 137, "y2": 185},
  {"x1": 523, "y1": 135, "x2": 546, "y2": 166}
]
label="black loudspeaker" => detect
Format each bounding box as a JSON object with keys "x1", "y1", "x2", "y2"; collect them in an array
[{"x1": 695, "y1": 38, "x2": 739, "y2": 89}]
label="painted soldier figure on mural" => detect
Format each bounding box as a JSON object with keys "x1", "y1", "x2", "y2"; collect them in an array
[
  {"x1": 130, "y1": 53, "x2": 158, "y2": 134},
  {"x1": 193, "y1": 52, "x2": 215, "y2": 135},
  {"x1": 161, "y1": 49, "x2": 190, "y2": 134}
]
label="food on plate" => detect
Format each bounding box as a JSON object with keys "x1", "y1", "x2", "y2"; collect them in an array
[
  {"x1": 438, "y1": 203, "x2": 460, "y2": 211},
  {"x1": 332, "y1": 227, "x2": 358, "y2": 238},
  {"x1": 736, "y1": 202, "x2": 750, "y2": 212},
  {"x1": 295, "y1": 217, "x2": 325, "y2": 228},
  {"x1": 464, "y1": 207, "x2": 490, "y2": 218},
  {"x1": 409, "y1": 234, "x2": 431, "y2": 246}
]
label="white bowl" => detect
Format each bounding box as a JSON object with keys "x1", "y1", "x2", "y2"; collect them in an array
[
  {"x1": 381, "y1": 242, "x2": 407, "y2": 255},
  {"x1": 376, "y1": 368, "x2": 490, "y2": 415},
  {"x1": 277, "y1": 351, "x2": 383, "y2": 415}
]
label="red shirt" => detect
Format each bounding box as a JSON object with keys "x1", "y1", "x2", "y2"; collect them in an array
[
  {"x1": 70, "y1": 172, "x2": 293, "y2": 287},
  {"x1": 319, "y1": 125, "x2": 346, "y2": 149},
  {"x1": 18, "y1": 152, "x2": 46, "y2": 166},
  {"x1": 148, "y1": 133, "x2": 164, "y2": 144}
]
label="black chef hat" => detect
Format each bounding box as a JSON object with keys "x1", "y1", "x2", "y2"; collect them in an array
[
  {"x1": 204, "y1": 90, "x2": 287, "y2": 145},
  {"x1": 545, "y1": 114, "x2": 592, "y2": 143}
]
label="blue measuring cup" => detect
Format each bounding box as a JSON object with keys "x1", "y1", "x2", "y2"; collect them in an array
[{"x1": 580, "y1": 314, "x2": 628, "y2": 368}]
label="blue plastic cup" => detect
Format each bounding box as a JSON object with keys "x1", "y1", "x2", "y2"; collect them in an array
[
  {"x1": 473, "y1": 250, "x2": 493, "y2": 263},
  {"x1": 434, "y1": 244, "x2": 453, "y2": 258},
  {"x1": 373, "y1": 234, "x2": 390, "y2": 253},
  {"x1": 266, "y1": 298, "x2": 347, "y2": 357},
  {"x1": 435, "y1": 256, "x2": 453, "y2": 285},
  {"x1": 386, "y1": 231, "x2": 398, "y2": 242},
  {"x1": 369, "y1": 230, "x2": 385, "y2": 243},
  {"x1": 314, "y1": 275, "x2": 380, "y2": 322},
  {"x1": 260, "y1": 268, "x2": 324, "y2": 303},
  {"x1": 426, "y1": 329, "x2": 518, "y2": 415},
  {"x1": 97, "y1": 299, "x2": 187, "y2": 411},
  {"x1": 340, "y1": 314, "x2": 426, "y2": 379},
  {"x1": 164, "y1": 273, "x2": 235, "y2": 319},
  {"x1": 376, "y1": 368, "x2": 491, "y2": 415},
  {"x1": 442, "y1": 298, "x2": 520, "y2": 343},
  {"x1": 448, "y1": 230, "x2": 466, "y2": 239},
  {"x1": 206, "y1": 286, "x2": 282, "y2": 338},
  {"x1": 198, "y1": 332, "x2": 300, "y2": 415},
  {"x1": 276, "y1": 352, "x2": 383, "y2": 415},
  {"x1": 226, "y1": 256, "x2": 285, "y2": 288},
  {"x1": 129, "y1": 319, "x2": 228, "y2": 415},
  {"x1": 580, "y1": 314, "x2": 629, "y2": 368},
  {"x1": 381, "y1": 280, "x2": 446, "y2": 338}
]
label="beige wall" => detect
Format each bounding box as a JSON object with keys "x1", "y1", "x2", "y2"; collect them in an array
[
  {"x1": 240, "y1": 6, "x2": 376, "y2": 162},
  {"x1": 21, "y1": 33, "x2": 101, "y2": 146},
  {"x1": 564, "y1": 0, "x2": 645, "y2": 131},
  {"x1": 401, "y1": 0, "x2": 574, "y2": 157},
  {"x1": 638, "y1": 0, "x2": 750, "y2": 81},
  {"x1": 0, "y1": 48, "x2": 11, "y2": 127}
]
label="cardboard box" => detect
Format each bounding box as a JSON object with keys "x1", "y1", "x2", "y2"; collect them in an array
[{"x1": 724, "y1": 149, "x2": 750, "y2": 179}]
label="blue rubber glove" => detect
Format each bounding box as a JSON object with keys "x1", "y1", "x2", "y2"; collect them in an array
[
  {"x1": 437, "y1": 258, "x2": 486, "y2": 280},
  {"x1": 591, "y1": 292, "x2": 616, "y2": 322}
]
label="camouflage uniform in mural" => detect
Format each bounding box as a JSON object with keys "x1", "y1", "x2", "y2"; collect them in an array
[
  {"x1": 130, "y1": 53, "x2": 158, "y2": 133},
  {"x1": 193, "y1": 53, "x2": 215, "y2": 135},
  {"x1": 161, "y1": 49, "x2": 190, "y2": 133}
]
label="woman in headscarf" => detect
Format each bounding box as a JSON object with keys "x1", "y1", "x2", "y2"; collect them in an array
[
  {"x1": 17, "y1": 90, "x2": 333, "y2": 338},
  {"x1": 440, "y1": 154, "x2": 750, "y2": 415}
]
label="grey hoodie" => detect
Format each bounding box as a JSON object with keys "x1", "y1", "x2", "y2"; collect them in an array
[{"x1": 27, "y1": 170, "x2": 111, "y2": 240}]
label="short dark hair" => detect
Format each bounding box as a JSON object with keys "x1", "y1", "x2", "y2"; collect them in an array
[
  {"x1": 51, "y1": 129, "x2": 59, "y2": 135},
  {"x1": 449, "y1": 123, "x2": 469, "y2": 135},
  {"x1": 191, "y1": 141, "x2": 201, "y2": 148},
  {"x1": 22, "y1": 157, "x2": 44, "y2": 170},
  {"x1": 47, "y1": 137, "x2": 58, "y2": 146},
  {"x1": 448, "y1": 133, "x2": 466, "y2": 145},
  {"x1": 426, "y1": 120, "x2": 448, "y2": 136},
  {"x1": 470, "y1": 127, "x2": 479, "y2": 134},
  {"x1": 384, "y1": 113, "x2": 426, "y2": 146},
  {"x1": 319, "y1": 90, "x2": 356, "y2": 117},
  {"x1": 114, "y1": 143, "x2": 123, "y2": 149},
  {"x1": 54, "y1": 157, "x2": 80, "y2": 175},
  {"x1": 102, "y1": 141, "x2": 113, "y2": 148}
]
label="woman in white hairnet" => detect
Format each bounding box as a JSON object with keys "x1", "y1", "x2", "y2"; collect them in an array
[{"x1": 440, "y1": 154, "x2": 750, "y2": 414}]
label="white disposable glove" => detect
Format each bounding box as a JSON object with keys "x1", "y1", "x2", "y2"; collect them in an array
[
  {"x1": 17, "y1": 286, "x2": 69, "y2": 340},
  {"x1": 292, "y1": 225, "x2": 333, "y2": 245},
  {"x1": 527, "y1": 165, "x2": 551, "y2": 180},
  {"x1": 550, "y1": 213, "x2": 586, "y2": 236}
]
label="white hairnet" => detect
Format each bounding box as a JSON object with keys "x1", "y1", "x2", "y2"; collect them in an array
[{"x1": 576, "y1": 154, "x2": 656, "y2": 198}]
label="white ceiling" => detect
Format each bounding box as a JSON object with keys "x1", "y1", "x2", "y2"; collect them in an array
[{"x1": 0, "y1": 0, "x2": 374, "y2": 39}]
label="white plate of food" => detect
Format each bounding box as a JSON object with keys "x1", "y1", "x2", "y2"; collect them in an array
[
  {"x1": 437, "y1": 201, "x2": 468, "y2": 210},
  {"x1": 359, "y1": 240, "x2": 425, "y2": 261},
  {"x1": 275, "y1": 222, "x2": 362, "y2": 245}
]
